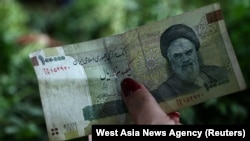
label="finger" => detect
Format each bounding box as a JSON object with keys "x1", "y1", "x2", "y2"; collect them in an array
[
  {"x1": 121, "y1": 78, "x2": 176, "y2": 124},
  {"x1": 167, "y1": 112, "x2": 181, "y2": 124},
  {"x1": 17, "y1": 35, "x2": 36, "y2": 45},
  {"x1": 88, "y1": 134, "x2": 92, "y2": 141}
]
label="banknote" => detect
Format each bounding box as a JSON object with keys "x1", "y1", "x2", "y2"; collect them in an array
[{"x1": 29, "y1": 3, "x2": 246, "y2": 141}]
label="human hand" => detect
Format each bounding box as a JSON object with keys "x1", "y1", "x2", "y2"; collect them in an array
[
  {"x1": 120, "y1": 78, "x2": 181, "y2": 125},
  {"x1": 16, "y1": 33, "x2": 63, "y2": 47},
  {"x1": 88, "y1": 78, "x2": 181, "y2": 141}
]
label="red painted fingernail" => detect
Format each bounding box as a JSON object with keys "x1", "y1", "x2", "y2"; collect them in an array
[
  {"x1": 121, "y1": 78, "x2": 141, "y2": 97},
  {"x1": 168, "y1": 112, "x2": 180, "y2": 118}
]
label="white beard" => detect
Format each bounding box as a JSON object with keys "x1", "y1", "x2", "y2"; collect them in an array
[{"x1": 173, "y1": 62, "x2": 200, "y2": 83}]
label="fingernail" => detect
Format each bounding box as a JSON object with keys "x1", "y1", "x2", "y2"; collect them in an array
[
  {"x1": 121, "y1": 78, "x2": 142, "y2": 97},
  {"x1": 168, "y1": 112, "x2": 180, "y2": 118}
]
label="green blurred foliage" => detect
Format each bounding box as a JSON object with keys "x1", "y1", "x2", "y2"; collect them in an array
[
  {"x1": 0, "y1": 0, "x2": 48, "y2": 141},
  {"x1": 0, "y1": 0, "x2": 249, "y2": 140}
]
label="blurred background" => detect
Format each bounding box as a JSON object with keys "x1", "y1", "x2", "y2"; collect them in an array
[{"x1": 0, "y1": 0, "x2": 249, "y2": 140}]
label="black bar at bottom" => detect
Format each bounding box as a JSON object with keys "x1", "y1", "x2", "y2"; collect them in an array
[{"x1": 92, "y1": 125, "x2": 249, "y2": 140}]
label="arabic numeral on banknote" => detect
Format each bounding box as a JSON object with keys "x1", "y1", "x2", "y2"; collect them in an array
[
  {"x1": 29, "y1": 3, "x2": 246, "y2": 141},
  {"x1": 63, "y1": 122, "x2": 77, "y2": 132}
]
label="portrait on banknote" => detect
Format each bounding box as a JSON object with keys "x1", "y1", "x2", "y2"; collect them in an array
[
  {"x1": 29, "y1": 3, "x2": 246, "y2": 141},
  {"x1": 151, "y1": 24, "x2": 229, "y2": 102}
]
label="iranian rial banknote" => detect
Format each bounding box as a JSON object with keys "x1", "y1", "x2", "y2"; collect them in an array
[{"x1": 29, "y1": 3, "x2": 246, "y2": 141}]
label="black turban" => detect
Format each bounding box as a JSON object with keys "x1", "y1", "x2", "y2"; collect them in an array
[{"x1": 160, "y1": 24, "x2": 200, "y2": 58}]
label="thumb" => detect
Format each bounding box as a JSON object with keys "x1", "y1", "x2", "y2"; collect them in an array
[{"x1": 120, "y1": 78, "x2": 176, "y2": 124}]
